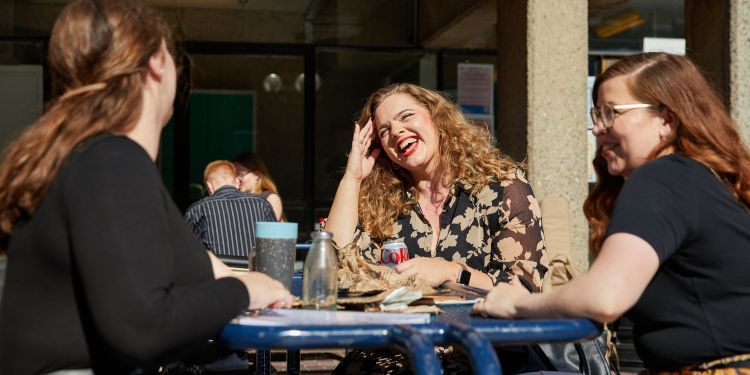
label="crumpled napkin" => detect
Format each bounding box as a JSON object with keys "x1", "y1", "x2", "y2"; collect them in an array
[
  {"x1": 379, "y1": 287, "x2": 423, "y2": 311},
  {"x1": 336, "y1": 243, "x2": 440, "y2": 313},
  {"x1": 337, "y1": 243, "x2": 435, "y2": 296}
]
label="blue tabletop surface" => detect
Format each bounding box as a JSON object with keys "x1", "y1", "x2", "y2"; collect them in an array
[{"x1": 224, "y1": 272, "x2": 601, "y2": 375}]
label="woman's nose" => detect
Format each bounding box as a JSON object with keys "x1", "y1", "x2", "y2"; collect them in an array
[
  {"x1": 390, "y1": 122, "x2": 407, "y2": 136},
  {"x1": 591, "y1": 121, "x2": 607, "y2": 136}
]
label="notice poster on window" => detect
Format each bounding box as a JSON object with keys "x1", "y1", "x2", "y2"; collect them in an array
[{"x1": 457, "y1": 63, "x2": 494, "y2": 136}]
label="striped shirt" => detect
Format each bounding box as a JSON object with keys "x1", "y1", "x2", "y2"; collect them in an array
[{"x1": 184, "y1": 185, "x2": 276, "y2": 258}]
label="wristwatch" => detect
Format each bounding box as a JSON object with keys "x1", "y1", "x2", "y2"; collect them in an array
[{"x1": 456, "y1": 264, "x2": 471, "y2": 285}]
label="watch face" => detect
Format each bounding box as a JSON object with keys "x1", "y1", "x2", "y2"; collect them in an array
[{"x1": 458, "y1": 269, "x2": 471, "y2": 285}]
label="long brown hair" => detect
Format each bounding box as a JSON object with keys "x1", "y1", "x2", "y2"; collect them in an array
[
  {"x1": 0, "y1": 0, "x2": 173, "y2": 243},
  {"x1": 234, "y1": 152, "x2": 280, "y2": 195},
  {"x1": 584, "y1": 52, "x2": 750, "y2": 254},
  {"x1": 357, "y1": 83, "x2": 521, "y2": 240}
]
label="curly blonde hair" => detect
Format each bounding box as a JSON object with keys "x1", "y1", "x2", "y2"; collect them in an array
[{"x1": 356, "y1": 83, "x2": 521, "y2": 240}]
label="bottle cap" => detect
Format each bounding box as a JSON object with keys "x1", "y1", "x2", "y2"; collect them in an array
[{"x1": 312, "y1": 230, "x2": 333, "y2": 240}]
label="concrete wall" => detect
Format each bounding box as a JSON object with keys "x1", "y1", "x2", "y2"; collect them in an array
[
  {"x1": 729, "y1": 0, "x2": 750, "y2": 144},
  {"x1": 498, "y1": 0, "x2": 590, "y2": 271},
  {"x1": 686, "y1": 0, "x2": 750, "y2": 145}
]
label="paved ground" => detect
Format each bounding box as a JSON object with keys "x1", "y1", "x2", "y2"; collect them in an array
[{"x1": 247, "y1": 349, "x2": 345, "y2": 374}]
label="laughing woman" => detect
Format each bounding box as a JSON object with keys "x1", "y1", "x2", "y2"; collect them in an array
[
  {"x1": 474, "y1": 53, "x2": 750, "y2": 374},
  {"x1": 325, "y1": 83, "x2": 547, "y2": 373}
]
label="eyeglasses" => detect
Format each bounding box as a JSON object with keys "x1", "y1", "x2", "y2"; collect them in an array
[{"x1": 590, "y1": 103, "x2": 659, "y2": 130}]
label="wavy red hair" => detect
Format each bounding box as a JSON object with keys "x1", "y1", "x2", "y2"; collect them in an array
[{"x1": 585, "y1": 52, "x2": 750, "y2": 255}]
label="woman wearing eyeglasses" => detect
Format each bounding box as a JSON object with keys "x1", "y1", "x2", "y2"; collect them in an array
[
  {"x1": 234, "y1": 151, "x2": 286, "y2": 221},
  {"x1": 474, "y1": 52, "x2": 750, "y2": 374}
]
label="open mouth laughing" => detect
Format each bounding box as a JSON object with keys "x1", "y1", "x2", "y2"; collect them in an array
[{"x1": 397, "y1": 136, "x2": 418, "y2": 157}]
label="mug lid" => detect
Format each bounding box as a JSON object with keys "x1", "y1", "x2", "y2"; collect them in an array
[{"x1": 256, "y1": 221, "x2": 298, "y2": 238}]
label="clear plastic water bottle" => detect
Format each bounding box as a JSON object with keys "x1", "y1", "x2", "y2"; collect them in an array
[{"x1": 302, "y1": 231, "x2": 337, "y2": 310}]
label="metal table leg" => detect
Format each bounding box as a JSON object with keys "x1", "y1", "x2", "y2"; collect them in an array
[
  {"x1": 256, "y1": 349, "x2": 272, "y2": 375},
  {"x1": 446, "y1": 322, "x2": 502, "y2": 375},
  {"x1": 390, "y1": 325, "x2": 442, "y2": 375},
  {"x1": 286, "y1": 349, "x2": 300, "y2": 375}
]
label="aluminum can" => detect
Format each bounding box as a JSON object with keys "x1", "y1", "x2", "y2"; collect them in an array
[{"x1": 380, "y1": 241, "x2": 409, "y2": 267}]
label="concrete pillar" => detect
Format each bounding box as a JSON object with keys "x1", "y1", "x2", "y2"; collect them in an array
[
  {"x1": 729, "y1": 1, "x2": 750, "y2": 144},
  {"x1": 497, "y1": 0, "x2": 590, "y2": 271},
  {"x1": 686, "y1": 0, "x2": 750, "y2": 144}
]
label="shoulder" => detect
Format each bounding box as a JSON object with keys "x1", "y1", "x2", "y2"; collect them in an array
[
  {"x1": 185, "y1": 198, "x2": 208, "y2": 214},
  {"x1": 627, "y1": 154, "x2": 706, "y2": 188},
  {"x1": 66, "y1": 134, "x2": 153, "y2": 175},
  {"x1": 265, "y1": 192, "x2": 282, "y2": 203},
  {"x1": 236, "y1": 191, "x2": 275, "y2": 208},
  {"x1": 472, "y1": 169, "x2": 534, "y2": 206},
  {"x1": 75, "y1": 133, "x2": 150, "y2": 162},
  {"x1": 62, "y1": 134, "x2": 156, "y2": 187}
]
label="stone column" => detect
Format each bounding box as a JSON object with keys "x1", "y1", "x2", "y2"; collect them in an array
[
  {"x1": 729, "y1": 1, "x2": 750, "y2": 144},
  {"x1": 686, "y1": 0, "x2": 750, "y2": 143},
  {"x1": 497, "y1": 0, "x2": 590, "y2": 271}
]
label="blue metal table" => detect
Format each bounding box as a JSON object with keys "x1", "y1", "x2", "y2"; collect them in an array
[{"x1": 219, "y1": 303, "x2": 600, "y2": 374}]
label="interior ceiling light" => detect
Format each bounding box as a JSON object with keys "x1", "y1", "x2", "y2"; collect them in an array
[
  {"x1": 294, "y1": 73, "x2": 322, "y2": 93},
  {"x1": 262, "y1": 73, "x2": 283, "y2": 93},
  {"x1": 593, "y1": 9, "x2": 646, "y2": 38}
]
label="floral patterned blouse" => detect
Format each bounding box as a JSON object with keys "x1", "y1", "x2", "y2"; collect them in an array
[{"x1": 350, "y1": 170, "x2": 548, "y2": 292}]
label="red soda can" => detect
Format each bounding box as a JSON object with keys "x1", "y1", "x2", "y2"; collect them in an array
[{"x1": 380, "y1": 241, "x2": 409, "y2": 268}]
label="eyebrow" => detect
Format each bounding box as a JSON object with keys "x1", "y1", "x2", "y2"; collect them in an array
[{"x1": 378, "y1": 109, "x2": 413, "y2": 130}]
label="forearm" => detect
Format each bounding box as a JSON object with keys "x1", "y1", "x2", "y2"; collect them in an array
[
  {"x1": 513, "y1": 272, "x2": 624, "y2": 323},
  {"x1": 325, "y1": 174, "x2": 362, "y2": 246}
]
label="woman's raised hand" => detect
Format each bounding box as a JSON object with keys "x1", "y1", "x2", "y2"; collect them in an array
[{"x1": 344, "y1": 119, "x2": 380, "y2": 182}]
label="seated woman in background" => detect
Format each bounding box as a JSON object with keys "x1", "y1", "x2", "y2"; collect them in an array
[
  {"x1": 235, "y1": 151, "x2": 286, "y2": 221},
  {"x1": 325, "y1": 83, "x2": 547, "y2": 374},
  {"x1": 0, "y1": 1, "x2": 291, "y2": 373},
  {"x1": 474, "y1": 52, "x2": 750, "y2": 374}
]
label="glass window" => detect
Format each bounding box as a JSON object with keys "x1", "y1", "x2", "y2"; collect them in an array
[
  {"x1": 162, "y1": 53, "x2": 305, "y2": 223},
  {"x1": 313, "y1": 48, "x2": 436, "y2": 220}
]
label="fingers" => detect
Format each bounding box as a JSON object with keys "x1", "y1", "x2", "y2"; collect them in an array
[
  {"x1": 359, "y1": 120, "x2": 374, "y2": 154},
  {"x1": 471, "y1": 300, "x2": 486, "y2": 315},
  {"x1": 351, "y1": 122, "x2": 361, "y2": 144}
]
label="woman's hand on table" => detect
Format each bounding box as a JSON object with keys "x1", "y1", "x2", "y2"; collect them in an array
[
  {"x1": 343, "y1": 119, "x2": 380, "y2": 183},
  {"x1": 237, "y1": 272, "x2": 293, "y2": 310},
  {"x1": 471, "y1": 282, "x2": 527, "y2": 318},
  {"x1": 395, "y1": 257, "x2": 460, "y2": 287}
]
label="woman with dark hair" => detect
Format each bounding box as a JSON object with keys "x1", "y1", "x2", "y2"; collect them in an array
[
  {"x1": 234, "y1": 151, "x2": 285, "y2": 221},
  {"x1": 0, "y1": 1, "x2": 291, "y2": 373},
  {"x1": 474, "y1": 52, "x2": 750, "y2": 373},
  {"x1": 326, "y1": 83, "x2": 546, "y2": 373}
]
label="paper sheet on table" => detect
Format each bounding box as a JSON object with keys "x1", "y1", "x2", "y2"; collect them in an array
[{"x1": 235, "y1": 308, "x2": 431, "y2": 326}]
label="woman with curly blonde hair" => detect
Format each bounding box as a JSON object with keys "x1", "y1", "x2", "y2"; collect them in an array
[
  {"x1": 326, "y1": 83, "x2": 547, "y2": 373},
  {"x1": 326, "y1": 83, "x2": 547, "y2": 293},
  {"x1": 475, "y1": 53, "x2": 750, "y2": 373}
]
